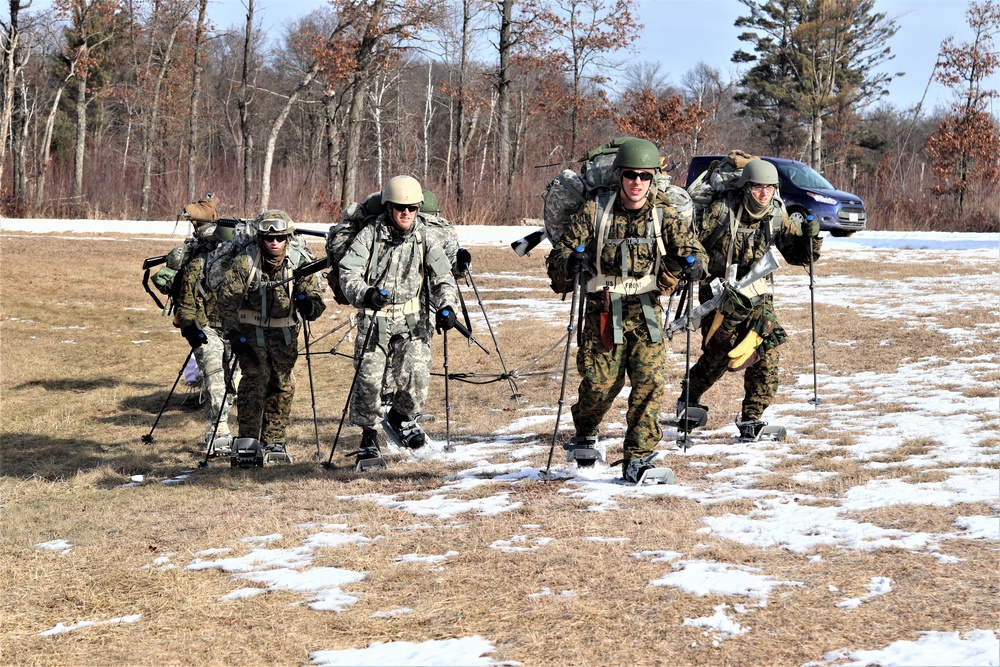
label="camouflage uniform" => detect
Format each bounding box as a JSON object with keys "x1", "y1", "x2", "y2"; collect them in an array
[
  {"x1": 174, "y1": 232, "x2": 240, "y2": 444},
  {"x1": 218, "y1": 242, "x2": 326, "y2": 444},
  {"x1": 548, "y1": 190, "x2": 707, "y2": 464},
  {"x1": 340, "y1": 214, "x2": 458, "y2": 429},
  {"x1": 686, "y1": 191, "x2": 823, "y2": 420}
]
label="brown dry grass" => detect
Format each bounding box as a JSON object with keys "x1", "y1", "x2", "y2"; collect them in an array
[{"x1": 2, "y1": 234, "x2": 998, "y2": 666}]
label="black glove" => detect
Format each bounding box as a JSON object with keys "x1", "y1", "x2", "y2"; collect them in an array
[
  {"x1": 800, "y1": 215, "x2": 820, "y2": 238},
  {"x1": 180, "y1": 324, "x2": 206, "y2": 348},
  {"x1": 436, "y1": 307, "x2": 457, "y2": 332},
  {"x1": 456, "y1": 248, "x2": 472, "y2": 270},
  {"x1": 295, "y1": 293, "x2": 317, "y2": 320},
  {"x1": 225, "y1": 329, "x2": 252, "y2": 356},
  {"x1": 363, "y1": 287, "x2": 388, "y2": 311},
  {"x1": 566, "y1": 247, "x2": 589, "y2": 276},
  {"x1": 680, "y1": 256, "x2": 705, "y2": 282}
]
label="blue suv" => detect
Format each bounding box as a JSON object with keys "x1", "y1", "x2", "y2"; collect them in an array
[{"x1": 685, "y1": 155, "x2": 867, "y2": 236}]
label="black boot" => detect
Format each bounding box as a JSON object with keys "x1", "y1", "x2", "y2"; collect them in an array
[
  {"x1": 355, "y1": 428, "x2": 386, "y2": 471},
  {"x1": 386, "y1": 407, "x2": 426, "y2": 449}
]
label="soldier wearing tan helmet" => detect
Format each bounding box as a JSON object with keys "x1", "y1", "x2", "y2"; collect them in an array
[
  {"x1": 217, "y1": 210, "x2": 327, "y2": 461},
  {"x1": 339, "y1": 175, "x2": 459, "y2": 470},
  {"x1": 677, "y1": 158, "x2": 822, "y2": 441}
]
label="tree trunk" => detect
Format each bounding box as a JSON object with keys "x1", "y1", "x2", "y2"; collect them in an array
[
  {"x1": 0, "y1": 22, "x2": 17, "y2": 194},
  {"x1": 140, "y1": 20, "x2": 182, "y2": 220},
  {"x1": 239, "y1": 0, "x2": 255, "y2": 214},
  {"x1": 187, "y1": 0, "x2": 209, "y2": 202},
  {"x1": 73, "y1": 74, "x2": 87, "y2": 201},
  {"x1": 496, "y1": 0, "x2": 513, "y2": 186},
  {"x1": 260, "y1": 62, "x2": 318, "y2": 210},
  {"x1": 324, "y1": 88, "x2": 337, "y2": 197},
  {"x1": 422, "y1": 63, "x2": 433, "y2": 181},
  {"x1": 451, "y1": 0, "x2": 471, "y2": 213},
  {"x1": 810, "y1": 109, "x2": 822, "y2": 170},
  {"x1": 36, "y1": 81, "x2": 69, "y2": 207}
]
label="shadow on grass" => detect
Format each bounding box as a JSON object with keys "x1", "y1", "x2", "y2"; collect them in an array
[
  {"x1": 0, "y1": 432, "x2": 169, "y2": 480},
  {"x1": 12, "y1": 377, "x2": 149, "y2": 393}
]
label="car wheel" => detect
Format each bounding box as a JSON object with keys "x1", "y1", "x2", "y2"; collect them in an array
[
  {"x1": 787, "y1": 208, "x2": 809, "y2": 226},
  {"x1": 830, "y1": 230, "x2": 855, "y2": 237}
]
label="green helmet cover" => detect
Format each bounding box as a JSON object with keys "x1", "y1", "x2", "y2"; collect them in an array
[
  {"x1": 213, "y1": 224, "x2": 234, "y2": 242},
  {"x1": 363, "y1": 191, "x2": 386, "y2": 217},
  {"x1": 420, "y1": 190, "x2": 439, "y2": 214},
  {"x1": 612, "y1": 138, "x2": 661, "y2": 171},
  {"x1": 737, "y1": 159, "x2": 779, "y2": 188}
]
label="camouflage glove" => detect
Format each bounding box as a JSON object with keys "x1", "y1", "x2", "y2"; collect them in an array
[
  {"x1": 435, "y1": 306, "x2": 457, "y2": 333},
  {"x1": 225, "y1": 329, "x2": 253, "y2": 357},
  {"x1": 363, "y1": 287, "x2": 389, "y2": 311},
  {"x1": 800, "y1": 216, "x2": 820, "y2": 238},
  {"x1": 180, "y1": 324, "x2": 207, "y2": 348}
]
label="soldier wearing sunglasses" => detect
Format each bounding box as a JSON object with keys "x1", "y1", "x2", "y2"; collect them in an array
[
  {"x1": 547, "y1": 138, "x2": 708, "y2": 483},
  {"x1": 339, "y1": 175, "x2": 459, "y2": 468}
]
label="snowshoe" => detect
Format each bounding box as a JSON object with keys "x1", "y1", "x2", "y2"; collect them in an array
[
  {"x1": 354, "y1": 429, "x2": 387, "y2": 472},
  {"x1": 562, "y1": 435, "x2": 606, "y2": 468},
  {"x1": 382, "y1": 407, "x2": 426, "y2": 450},
  {"x1": 735, "y1": 417, "x2": 786, "y2": 442},
  {"x1": 262, "y1": 442, "x2": 293, "y2": 465},
  {"x1": 623, "y1": 453, "x2": 675, "y2": 486},
  {"x1": 674, "y1": 400, "x2": 708, "y2": 432},
  {"x1": 208, "y1": 435, "x2": 233, "y2": 457},
  {"x1": 230, "y1": 438, "x2": 265, "y2": 468}
]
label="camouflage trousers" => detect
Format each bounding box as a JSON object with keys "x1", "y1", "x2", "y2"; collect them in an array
[
  {"x1": 193, "y1": 327, "x2": 240, "y2": 443},
  {"x1": 686, "y1": 336, "x2": 780, "y2": 421},
  {"x1": 234, "y1": 326, "x2": 298, "y2": 444},
  {"x1": 571, "y1": 301, "x2": 666, "y2": 461},
  {"x1": 350, "y1": 315, "x2": 431, "y2": 428}
]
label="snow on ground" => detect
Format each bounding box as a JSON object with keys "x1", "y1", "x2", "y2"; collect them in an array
[{"x1": 12, "y1": 221, "x2": 998, "y2": 663}]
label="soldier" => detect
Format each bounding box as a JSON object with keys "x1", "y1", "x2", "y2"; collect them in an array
[
  {"x1": 218, "y1": 210, "x2": 326, "y2": 459},
  {"x1": 175, "y1": 220, "x2": 239, "y2": 453},
  {"x1": 677, "y1": 159, "x2": 822, "y2": 440},
  {"x1": 339, "y1": 175, "x2": 459, "y2": 469},
  {"x1": 547, "y1": 138, "x2": 708, "y2": 483}
]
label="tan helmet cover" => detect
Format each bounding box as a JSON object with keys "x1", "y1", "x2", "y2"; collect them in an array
[{"x1": 381, "y1": 176, "x2": 424, "y2": 206}]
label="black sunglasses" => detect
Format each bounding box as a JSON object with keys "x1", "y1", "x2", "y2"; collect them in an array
[
  {"x1": 262, "y1": 234, "x2": 289, "y2": 242},
  {"x1": 391, "y1": 204, "x2": 419, "y2": 213},
  {"x1": 622, "y1": 170, "x2": 653, "y2": 182}
]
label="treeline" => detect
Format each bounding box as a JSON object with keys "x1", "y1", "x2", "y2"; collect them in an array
[{"x1": 1, "y1": 0, "x2": 997, "y2": 231}]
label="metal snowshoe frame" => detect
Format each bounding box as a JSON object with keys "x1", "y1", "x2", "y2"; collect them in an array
[
  {"x1": 231, "y1": 437, "x2": 265, "y2": 468},
  {"x1": 736, "y1": 419, "x2": 786, "y2": 442},
  {"x1": 563, "y1": 435, "x2": 605, "y2": 468}
]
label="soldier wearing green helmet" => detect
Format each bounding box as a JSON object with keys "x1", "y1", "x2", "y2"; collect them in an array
[
  {"x1": 547, "y1": 137, "x2": 708, "y2": 484},
  {"x1": 677, "y1": 157, "x2": 822, "y2": 441}
]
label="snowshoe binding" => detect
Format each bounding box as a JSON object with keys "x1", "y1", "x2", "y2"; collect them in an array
[
  {"x1": 623, "y1": 453, "x2": 675, "y2": 486},
  {"x1": 230, "y1": 438, "x2": 265, "y2": 468},
  {"x1": 563, "y1": 435, "x2": 606, "y2": 468},
  {"x1": 354, "y1": 429, "x2": 387, "y2": 472},
  {"x1": 382, "y1": 407, "x2": 426, "y2": 450},
  {"x1": 205, "y1": 434, "x2": 233, "y2": 457},
  {"x1": 262, "y1": 442, "x2": 293, "y2": 465},
  {"x1": 735, "y1": 416, "x2": 786, "y2": 442},
  {"x1": 674, "y1": 400, "x2": 709, "y2": 432}
]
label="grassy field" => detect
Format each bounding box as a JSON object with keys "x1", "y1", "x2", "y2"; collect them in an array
[{"x1": 1, "y1": 232, "x2": 997, "y2": 666}]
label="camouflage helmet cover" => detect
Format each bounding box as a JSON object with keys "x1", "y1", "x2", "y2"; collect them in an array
[
  {"x1": 737, "y1": 159, "x2": 779, "y2": 188},
  {"x1": 256, "y1": 209, "x2": 295, "y2": 237},
  {"x1": 612, "y1": 138, "x2": 661, "y2": 171}
]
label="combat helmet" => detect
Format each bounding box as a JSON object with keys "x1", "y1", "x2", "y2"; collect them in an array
[
  {"x1": 612, "y1": 138, "x2": 661, "y2": 171},
  {"x1": 381, "y1": 176, "x2": 423, "y2": 206},
  {"x1": 256, "y1": 209, "x2": 295, "y2": 237},
  {"x1": 420, "y1": 190, "x2": 439, "y2": 215},
  {"x1": 736, "y1": 159, "x2": 779, "y2": 188}
]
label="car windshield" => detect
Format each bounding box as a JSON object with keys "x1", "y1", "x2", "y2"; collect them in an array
[{"x1": 776, "y1": 163, "x2": 835, "y2": 190}]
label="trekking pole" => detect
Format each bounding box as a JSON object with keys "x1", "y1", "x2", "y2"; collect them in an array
[
  {"x1": 541, "y1": 247, "x2": 584, "y2": 481},
  {"x1": 678, "y1": 259, "x2": 697, "y2": 452},
  {"x1": 141, "y1": 349, "x2": 196, "y2": 444},
  {"x1": 301, "y1": 318, "x2": 324, "y2": 461},
  {"x1": 322, "y1": 307, "x2": 380, "y2": 469},
  {"x1": 440, "y1": 309, "x2": 455, "y2": 453},
  {"x1": 461, "y1": 264, "x2": 522, "y2": 401},
  {"x1": 806, "y1": 216, "x2": 821, "y2": 406},
  {"x1": 198, "y1": 353, "x2": 238, "y2": 469}
]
